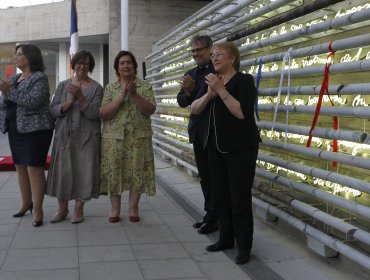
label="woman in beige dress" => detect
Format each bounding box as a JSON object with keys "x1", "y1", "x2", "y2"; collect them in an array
[
  {"x1": 46, "y1": 50, "x2": 103, "y2": 224},
  {"x1": 100, "y1": 50, "x2": 156, "y2": 223}
]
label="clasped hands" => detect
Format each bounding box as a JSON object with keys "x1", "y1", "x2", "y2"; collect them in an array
[
  {"x1": 205, "y1": 73, "x2": 225, "y2": 98},
  {"x1": 120, "y1": 80, "x2": 136, "y2": 99}
]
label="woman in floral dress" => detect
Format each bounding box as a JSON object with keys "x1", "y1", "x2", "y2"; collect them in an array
[{"x1": 100, "y1": 51, "x2": 156, "y2": 223}]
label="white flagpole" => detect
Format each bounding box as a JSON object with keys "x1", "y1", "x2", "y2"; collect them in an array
[{"x1": 121, "y1": 0, "x2": 129, "y2": 51}]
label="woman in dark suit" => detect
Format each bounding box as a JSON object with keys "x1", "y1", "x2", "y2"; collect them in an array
[
  {"x1": 191, "y1": 42, "x2": 260, "y2": 264},
  {"x1": 0, "y1": 44, "x2": 54, "y2": 227}
]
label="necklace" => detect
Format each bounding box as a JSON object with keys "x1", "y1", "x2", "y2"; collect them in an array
[{"x1": 21, "y1": 73, "x2": 30, "y2": 78}]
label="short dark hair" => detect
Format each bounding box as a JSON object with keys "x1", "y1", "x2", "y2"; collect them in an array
[
  {"x1": 190, "y1": 35, "x2": 213, "y2": 48},
  {"x1": 16, "y1": 44, "x2": 45, "y2": 72},
  {"x1": 71, "y1": 50, "x2": 95, "y2": 72},
  {"x1": 114, "y1": 50, "x2": 138, "y2": 77}
]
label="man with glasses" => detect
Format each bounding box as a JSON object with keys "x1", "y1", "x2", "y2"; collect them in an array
[{"x1": 177, "y1": 35, "x2": 218, "y2": 234}]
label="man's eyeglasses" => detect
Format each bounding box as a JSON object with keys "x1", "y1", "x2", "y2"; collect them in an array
[
  {"x1": 189, "y1": 47, "x2": 207, "y2": 54},
  {"x1": 14, "y1": 53, "x2": 24, "y2": 58}
]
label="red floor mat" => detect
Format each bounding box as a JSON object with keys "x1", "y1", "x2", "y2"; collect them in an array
[{"x1": 0, "y1": 156, "x2": 51, "y2": 171}]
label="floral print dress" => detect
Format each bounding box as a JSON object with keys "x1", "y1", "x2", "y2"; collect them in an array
[{"x1": 100, "y1": 78, "x2": 156, "y2": 196}]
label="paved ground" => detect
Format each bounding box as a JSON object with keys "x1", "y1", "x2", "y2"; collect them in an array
[{"x1": 0, "y1": 133, "x2": 368, "y2": 280}]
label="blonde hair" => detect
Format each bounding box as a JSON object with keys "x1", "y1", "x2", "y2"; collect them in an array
[{"x1": 212, "y1": 42, "x2": 240, "y2": 71}]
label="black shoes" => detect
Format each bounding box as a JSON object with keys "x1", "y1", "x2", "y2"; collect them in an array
[
  {"x1": 206, "y1": 241, "x2": 234, "y2": 252},
  {"x1": 236, "y1": 250, "x2": 250, "y2": 265},
  {"x1": 192, "y1": 217, "x2": 207, "y2": 229},
  {"x1": 32, "y1": 220, "x2": 43, "y2": 227},
  {"x1": 206, "y1": 242, "x2": 250, "y2": 264},
  {"x1": 13, "y1": 203, "x2": 33, "y2": 218},
  {"x1": 198, "y1": 222, "x2": 218, "y2": 234},
  {"x1": 32, "y1": 212, "x2": 43, "y2": 227}
]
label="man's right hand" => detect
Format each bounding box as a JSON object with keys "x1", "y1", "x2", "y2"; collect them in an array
[{"x1": 180, "y1": 74, "x2": 195, "y2": 96}]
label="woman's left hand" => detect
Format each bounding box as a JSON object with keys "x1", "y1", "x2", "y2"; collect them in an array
[
  {"x1": 205, "y1": 73, "x2": 224, "y2": 95},
  {"x1": 0, "y1": 80, "x2": 10, "y2": 95}
]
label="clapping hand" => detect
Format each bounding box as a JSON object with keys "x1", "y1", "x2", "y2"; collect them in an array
[
  {"x1": 180, "y1": 74, "x2": 195, "y2": 96},
  {"x1": 67, "y1": 82, "x2": 82, "y2": 100},
  {"x1": 0, "y1": 79, "x2": 10, "y2": 95}
]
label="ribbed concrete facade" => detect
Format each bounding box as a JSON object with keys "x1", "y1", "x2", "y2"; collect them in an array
[{"x1": 0, "y1": 0, "x2": 208, "y2": 88}]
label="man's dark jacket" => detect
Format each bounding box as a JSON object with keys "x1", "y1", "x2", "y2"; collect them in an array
[{"x1": 176, "y1": 62, "x2": 214, "y2": 145}]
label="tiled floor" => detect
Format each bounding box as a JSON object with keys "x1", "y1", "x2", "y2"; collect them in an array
[{"x1": 0, "y1": 133, "x2": 368, "y2": 279}]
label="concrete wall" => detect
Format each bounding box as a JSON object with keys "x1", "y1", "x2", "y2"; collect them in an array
[
  {"x1": 108, "y1": 0, "x2": 209, "y2": 81},
  {"x1": 0, "y1": 0, "x2": 109, "y2": 43}
]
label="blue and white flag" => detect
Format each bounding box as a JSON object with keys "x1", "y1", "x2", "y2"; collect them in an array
[{"x1": 70, "y1": 0, "x2": 78, "y2": 58}]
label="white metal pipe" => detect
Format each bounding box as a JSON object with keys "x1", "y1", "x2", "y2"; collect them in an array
[
  {"x1": 258, "y1": 104, "x2": 370, "y2": 119},
  {"x1": 290, "y1": 200, "x2": 370, "y2": 245},
  {"x1": 153, "y1": 86, "x2": 179, "y2": 92},
  {"x1": 259, "y1": 83, "x2": 370, "y2": 96},
  {"x1": 258, "y1": 153, "x2": 370, "y2": 194},
  {"x1": 151, "y1": 116, "x2": 188, "y2": 128},
  {"x1": 148, "y1": 0, "x2": 234, "y2": 57},
  {"x1": 152, "y1": 124, "x2": 188, "y2": 138},
  {"x1": 151, "y1": 0, "x2": 259, "y2": 63},
  {"x1": 254, "y1": 182, "x2": 370, "y2": 246},
  {"x1": 253, "y1": 197, "x2": 370, "y2": 270},
  {"x1": 248, "y1": 59, "x2": 370, "y2": 79},
  {"x1": 239, "y1": 7, "x2": 370, "y2": 54},
  {"x1": 149, "y1": 59, "x2": 370, "y2": 87},
  {"x1": 153, "y1": 131, "x2": 192, "y2": 150},
  {"x1": 260, "y1": 121, "x2": 365, "y2": 143},
  {"x1": 147, "y1": 1, "x2": 370, "y2": 69},
  {"x1": 154, "y1": 94, "x2": 178, "y2": 99},
  {"x1": 146, "y1": 52, "x2": 191, "y2": 74},
  {"x1": 207, "y1": 0, "x2": 300, "y2": 40},
  {"x1": 153, "y1": 82, "x2": 370, "y2": 95},
  {"x1": 242, "y1": 33, "x2": 370, "y2": 67},
  {"x1": 152, "y1": 138, "x2": 184, "y2": 155},
  {"x1": 260, "y1": 140, "x2": 370, "y2": 170},
  {"x1": 256, "y1": 168, "x2": 370, "y2": 220},
  {"x1": 147, "y1": 60, "x2": 195, "y2": 79},
  {"x1": 155, "y1": 102, "x2": 370, "y2": 118},
  {"x1": 153, "y1": 145, "x2": 198, "y2": 174},
  {"x1": 156, "y1": 103, "x2": 181, "y2": 108},
  {"x1": 150, "y1": 73, "x2": 183, "y2": 85},
  {"x1": 148, "y1": 2, "x2": 368, "y2": 75}
]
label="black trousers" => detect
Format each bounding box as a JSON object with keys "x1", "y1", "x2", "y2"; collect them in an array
[
  {"x1": 208, "y1": 136, "x2": 258, "y2": 251},
  {"x1": 193, "y1": 138, "x2": 217, "y2": 223}
]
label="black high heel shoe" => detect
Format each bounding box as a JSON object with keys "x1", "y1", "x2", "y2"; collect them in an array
[
  {"x1": 13, "y1": 203, "x2": 33, "y2": 218},
  {"x1": 32, "y1": 212, "x2": 43, "y2": 227},
  {"x1": 32, "y1": 220, "x2": 43, "y2": 227}
]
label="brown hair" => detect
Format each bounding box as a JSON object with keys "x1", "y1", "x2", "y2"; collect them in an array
[
  {"x1": 212, "y1": 42, "x2": 240, "y2": 71},
  {"x1": 114, "y1": 50, "x2": 138, "y2": 77},
  {"x1": 71, "y1": 50, "x2": 95, "y2": 72},
  {"x1": 16, "y1": 44, "x2": 45, "y2": 72}
]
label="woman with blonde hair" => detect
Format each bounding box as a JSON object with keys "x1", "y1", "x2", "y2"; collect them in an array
[{"x1": 191, "y1": 42, "x2": 261, "y2": 264}]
